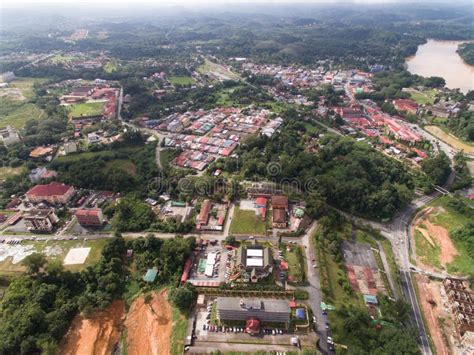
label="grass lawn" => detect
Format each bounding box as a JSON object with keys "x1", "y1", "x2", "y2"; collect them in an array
[
  {"x1": 424, "y1": 125, "x2": 474, "y2": 153},
  {"x1": 414, "y1": 229, "x2": 441, "y2": 269},
  {"x1": 169, "y1": 76, "x2": 195, "y2": 86},
  {"x1": 48, "y1": 54, "x2": 77, "y2": 64},
  {"x1": 0, "y1": 166, "x2": 25, "y2": 181},
  {"x1": 284, "y1": 244, "x2": 305, "y2": 283},
  {"x1": 405, "y1": 88, "x2": 437, "y2": 105},
  {"x1": 105, "y1": 159, "x2": 137, "y2": 176},
  {"x1": 229, "y1": 206, "x2": 267, "y2": 235},
  {"x1": 171, "y1": 307, "x2": 188, "y2": 355},
  {"x1": 68, "y1": 101, "x2": 105, "y2": 117},
  {"x1": 0, "y1": 238, "x2": 108, "y2": 276},
  {"x1": 0, "y1": 99, "x2": 45, "y2": 129}
]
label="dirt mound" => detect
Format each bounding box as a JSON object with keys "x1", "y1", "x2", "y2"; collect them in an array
[
  {"x1": 412, "y1": 207, "x2": 458, "y2": 268},
  {"x1": 425, "y1": 221, "x2": 458, "y2": 265},
  {"x1": 124, "y1": 289, "x2": 172, "y2": 355},
  {"x1": 60, "y1": 300, "x2": 125, "y2": 355}
]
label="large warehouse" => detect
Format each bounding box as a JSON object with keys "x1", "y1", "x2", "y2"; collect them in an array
[{"x1": 216, "y1": 297, "x2": 290, "y2": 325}]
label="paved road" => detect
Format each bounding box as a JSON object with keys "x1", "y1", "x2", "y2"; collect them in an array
[{"x1": 299, "y1": 222, "x2": 332, "y2": 355}]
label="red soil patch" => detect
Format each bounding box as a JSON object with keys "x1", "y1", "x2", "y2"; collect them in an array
[
  {"x1": 412, "y1": 207, "x2": 458, "y2": 269},
  {"x1": 415, "y1": 275, "x2": 452, "y2": 355},
  {"x1": 60, "y1": 300, "x2": 125, "y2": 355},
  {"x1": 425, "y1": 220, "x2": 458, "y2": 266},
  {"x1": 124, "y1": 289, "x2": 172, "y2": 355}
]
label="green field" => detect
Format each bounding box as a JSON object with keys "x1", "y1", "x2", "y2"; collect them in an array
[
  {"x1": 68, "y1": 101, "x2": 105, "y2": 117},
  {"x1": 48, "y1": 54, "x2": 77, "y2": 64},
  {"x1": 414, "y1": 229, "x2": 442, "y2": 269},
  {"x1": 0, "y1": 166, "x2": 25, "y2": 182},
  {"x1": 171, "y1": 307, "x2": 188, "y2": 355},
  {"x1": 229, "y1": 206, "x2": 267, "y2": 235},
  {"x1": 169, "y1": 75, "x2": 195, "y2": 86},
  {"x1": 405, "y1": 88, "x2": 437, "y2": 105},
  {"x1": 0, "y1": 238, "x2": 109, "y2": 276},
  {"x1": 284, "y1": 244, "x2": 305, "y2": 283},
  {"x1": 0, "y1": 78, "x2": 47, "y2": 129}
]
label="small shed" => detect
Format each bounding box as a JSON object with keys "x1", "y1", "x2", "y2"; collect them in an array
[
  {"x1": 363, "y1": 294, "x2": 378, "y2": 305},
  {"x1": 143, "y1": 267, "x2": 158, "y2": 283}
]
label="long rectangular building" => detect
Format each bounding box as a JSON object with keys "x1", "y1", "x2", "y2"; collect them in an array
[{"x1": 216, "y1": 297, "x2": 290, "y2": 324}]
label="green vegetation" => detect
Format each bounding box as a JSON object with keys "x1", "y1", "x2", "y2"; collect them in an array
[
  {"x1": 48, "y1": 54, "x2": 77, "y2": 64},
  {"x1": 405, "y1": 88, "x2": 437, "y2": 105},
  {"x1": 171, "y1": 306, "x2": 188, "y2": 355},
  {"x1": 103, "y1": 60, "x2": 118, "y2": 73},
  {"x1": 0, "y1": 78, "x2": 47, "y2": 129},
  {"x1": 457, "y1": 42, "x2": 474, "y2": 66},
  {"x1": 68, "y1": 101, "x2": 104, "y2": 117},
  {"x1": 315, "y1": 218, "x2": 419, "y2": 353},
  {"x1": 169, "y1": 75, "x2": 195, "y2": 86},
  {"x1": 421, "y1": 151, "x2": 451, "y2": 187},
  {"x1": 0, "y1": 239, "x2": 109, "y2": 276},
  {"x1": 428, "y1": 196, "x2": 474, "y2": 276},
  {"x1": 283, "y1": 244, "x2": 305, "y2": 284},
  {"x1": 51, "y1": 132, "x2": 156, "y2": 194},
  {"x1": 414, "y1": 229, "x2": 441, "y2": 269},
  {"x1": 229, "y1": 121, "x2": 414, "y2": 220},
  {"x1": 229, "y1": 206, "x2": 267, "y2": 235}
]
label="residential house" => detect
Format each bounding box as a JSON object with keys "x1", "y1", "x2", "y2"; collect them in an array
[
  {"x1": 23, "y1": 209, "x2": 59, "y2": 232},
  {"x1": 75, "y1": 208, "x2": 104, "y2": 226},
  {"x1": 0, "y1": 126, "x2": 21, "y2": 146}
]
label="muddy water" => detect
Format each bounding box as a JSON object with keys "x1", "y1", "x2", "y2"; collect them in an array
[{"x1": 406, "y1": 39, "x2": 474, "y2": 94}]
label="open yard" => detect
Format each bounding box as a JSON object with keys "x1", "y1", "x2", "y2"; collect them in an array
[
  {"x1": 0, "y1": 238, "x2": 108, "y2": 276},
  {"x1": 0, "y1": 166, "x2": 25, "y2": 182},
  {"x1": 425, "y1": 125, "x2": 474, "y2": 153},
  {"x1": 169, "y1": 75, "x2": 195, "y2": 86},
  {"x1": 412, "y1": 197, "x2": 474, "y2": 276},
  {"x1": 48, "y1": 54, "x2": 78, "y2": 64},
  {"x1": 404, "y1": 88, "x2": 437, "y2": 105},
  {"x1": 198, "y1": 59, "x2": 240, "y2": 81},
  {"x1": 229, "y1": 206, "x2": 267, "y2": 235},
  {"x1": 68, "y1": 101, "x2": 105, "y2": 117},
  {"x1": 0, "y1": 78, "x2": 47, "y2": 129},
  {"x1": 283, "y1": 244, "x2": 305, "y2": 283}
]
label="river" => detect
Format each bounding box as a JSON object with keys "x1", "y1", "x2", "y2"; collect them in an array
[{"x1": 406, "y1": 39, "x2": 474, "y2": 94}]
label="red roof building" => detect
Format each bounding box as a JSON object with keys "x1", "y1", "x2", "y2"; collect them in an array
[
  {"x1": 75, "y1": 208, "x2": 104, "y2": 226},
  {"x1": 393, "y1": 99, "x2": 418, "y2": 115},
  {"x1": 196, "y1": 199, "x2": 212, "y2": 228},
  {"x1": 245, "y1": 318, "x2": 260, "y2": 335},
  {"x1": 26, "y1": 182, "x2": 75, "y2": 204}
]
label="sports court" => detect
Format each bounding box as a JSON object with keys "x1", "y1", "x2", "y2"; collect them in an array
[{"x1": 63, "y1": 247, "x2": 91, "y2": 265}]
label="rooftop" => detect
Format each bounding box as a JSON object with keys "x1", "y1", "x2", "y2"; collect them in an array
[{"x1": 217, "y1": 297, "x2": 290, "y2": 314}]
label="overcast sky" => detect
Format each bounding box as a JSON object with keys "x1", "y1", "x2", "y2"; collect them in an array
[{"x1": 0, "y1": 0, "x2": 454, "y2": 7}]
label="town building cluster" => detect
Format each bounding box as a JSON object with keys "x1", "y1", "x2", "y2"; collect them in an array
[{"x1": 153, "y1": 107, "x2": 281, "y2": 170}]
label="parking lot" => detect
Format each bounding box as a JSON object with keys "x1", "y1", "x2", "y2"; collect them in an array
[
  {"x1": 190, "y1": 295, "x2": 318, "y2": 352},
  {"x1": 188, "y1": 242, "x2": 227, "y2": 284}
]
